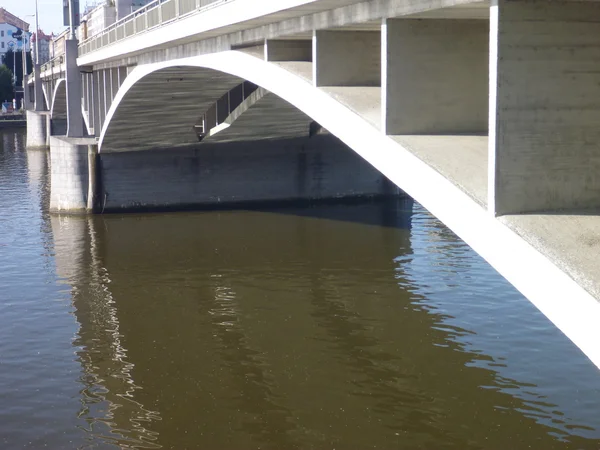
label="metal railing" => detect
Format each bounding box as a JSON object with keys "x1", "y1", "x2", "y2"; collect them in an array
[
  {"x1": 79, "y1": 0, "x2": 231, "y2": 56},
  {"x1": 40, "y1": 55, "x2": 65, "y2": 74}
]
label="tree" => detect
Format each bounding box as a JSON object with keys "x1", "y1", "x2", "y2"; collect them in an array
[
  {"x1": 1, "y1": 49, "x2": 33, "y2": 88},
  {"x1": 0, "y1": 65, "x2": 14, "y2": 103}
]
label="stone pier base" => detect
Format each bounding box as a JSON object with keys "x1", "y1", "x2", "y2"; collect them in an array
[
  {"x1": 49, "y1": 136, "x2": 98, "y2": 214},
  {"x1": 26, "y1": 111, "x2": 50, "y2": 148}
]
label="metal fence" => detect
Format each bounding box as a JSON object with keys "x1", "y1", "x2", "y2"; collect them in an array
[{"x1": 79, "y1": 0, "x2": 231, "y2": 56}]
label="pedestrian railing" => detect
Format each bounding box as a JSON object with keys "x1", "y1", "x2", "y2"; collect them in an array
[
  {"x1": 40, "y1": 55, "x2": 65, "y2": 74},
  {"x1": 79, "y1": 0, "x2": 231, "y2": 56}
]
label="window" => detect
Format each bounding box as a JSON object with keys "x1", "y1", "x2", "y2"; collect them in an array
[
  {"x1": 1, "y1": 42, "x2": 4, "y2": 49},
  {"x1": 1, "y1": 31, "x2": 4, "y2": 37}
]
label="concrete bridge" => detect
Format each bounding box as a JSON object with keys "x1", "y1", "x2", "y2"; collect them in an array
[{"x1": 25, "y1": 0, "x2": 600, "y2": 370}]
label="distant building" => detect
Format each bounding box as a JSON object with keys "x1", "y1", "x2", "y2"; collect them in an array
[
  {"x1": 78, "y1": 0, "x2": 154, "y2": 42},
  {"x1": 31, "y1": 30, "x2": 53, "y2": 64},
  {"x1": 0, "y1": 8, "x2": 30, "y2": 61}
]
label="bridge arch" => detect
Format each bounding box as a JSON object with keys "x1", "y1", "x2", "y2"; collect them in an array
[
  {"x1": 96, "y1": 50, "x2": 600, "y2": 370},
  {"x1": 50, "y1": 78, "x2": 67, "y2": 120}
]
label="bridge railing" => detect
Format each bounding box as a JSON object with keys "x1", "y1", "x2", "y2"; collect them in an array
[
  {"x1": 41, "y1": 55, "x2": 65, "y2": 74},
  {"x1": 79, "y1": 0, "x2": 230, "y2": 56}
]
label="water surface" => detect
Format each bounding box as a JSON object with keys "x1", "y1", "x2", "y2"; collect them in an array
[{"x1": 1, "y1": 128, "x2": 600, "y2": 449}]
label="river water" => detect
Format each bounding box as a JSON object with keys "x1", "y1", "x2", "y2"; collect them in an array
[{"x1": 2, "y1": 128, "x2": 600, "y2": 449}]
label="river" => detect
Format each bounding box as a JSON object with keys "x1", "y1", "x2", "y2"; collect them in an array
[{"x1": 2, "y1": 127, "x2": 600, "y2": 449}]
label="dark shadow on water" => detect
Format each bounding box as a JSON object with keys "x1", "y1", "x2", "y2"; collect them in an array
[{"x1": 257, "y1": 196, "x2": 415, "y2": 230}]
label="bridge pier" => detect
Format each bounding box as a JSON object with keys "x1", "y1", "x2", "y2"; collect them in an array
[
  {"x1": 49, "y1": 136, "x2": 99, "y2": 213},
  {"x1": 489, "y1": 0, "x2": 600, "y2": 215},
  {"x1": 26, "y1": 111, "x2": 50, "y2": 148},
  {"x1": 382, "y1": 19, "x2": 488, "y2": 135}
]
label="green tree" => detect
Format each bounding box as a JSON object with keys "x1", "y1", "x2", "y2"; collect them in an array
[{"x1": 0, "y1": 65, "x2": 14, "y2": 103}]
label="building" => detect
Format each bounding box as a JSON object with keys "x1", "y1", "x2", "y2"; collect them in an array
[
  {"x1": 78, "y1": 0, "x2": 154, "y2": 42},
  {"x1": 0, "y1": 8, "x2": 30, "y2": 60},
  {"x1": 31, "y1": 30, "x2": 53, "y2": 64}
]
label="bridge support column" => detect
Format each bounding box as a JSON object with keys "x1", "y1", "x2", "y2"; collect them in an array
[
  {"x1": 91, "y1": 71, "x2": 102, "y2": 137},
  {"x1": 33, "y1": 64, "x2": 44, "y2": 111},
  {"x1": 313, "y1": 30, "x2": 380, "y2": 87},
  {"x1": 382, "y1": 18, "x2": 488, "y2": 135},
  {"x1": 26, "y1": 110, "x2": 50, "y2": 148},
  {"x1": 489, "y1": 0, "x2": 600, "y2": 215},
  {"x1": 49, "y1": 136, "x2": 98, "y2": 213},
  {"x1": 65, "y1": 39, "x2": 84, "y2": 138}
]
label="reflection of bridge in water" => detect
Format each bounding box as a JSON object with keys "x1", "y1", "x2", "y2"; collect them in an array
[{"x1": 46, "y1": 197, "x2": 600, "y2": 448}]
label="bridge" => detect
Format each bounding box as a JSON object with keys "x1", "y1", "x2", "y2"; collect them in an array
[{"x1": 24, "y1": 0, "x2": 600, "y2": 370}]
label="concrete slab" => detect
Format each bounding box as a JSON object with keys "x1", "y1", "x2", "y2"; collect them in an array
[
  {"x1": 392, "y1": 135, "x2": 488, "y2": 206},
  {"x1": 502, "y1": 213, "x2": 600, "y2": 303}
]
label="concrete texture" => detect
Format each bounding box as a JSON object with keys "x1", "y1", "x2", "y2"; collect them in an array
[
  {"x1": 49, "y1": 136, "x2": 96, "y2": 213},
  {"x1": 392, "y1": 134, "x2": 488, "y2": 206},
  {"x1": 26, "y1": 111, "x2": 50, "y2": 148},
  {"x1": 489, "y1": 0, "x2": 600, "y2": 215},
  {"x1": 77, "y1": 0, "x2": 488, "y2": 69},
  {"x1": 100, "y1": 66, "x2": 242, "y2": 152},
  {"x1": 100, "y1": 134, "x2": 394, "y2": 211},
  {"x1": 383, "y1": 19, "x2": 488, "y2": 135},
  {"x1": 50, "y1": 79, "x2": 67, "y2": 119},
  {"x1": 66, "y1": 39, "x2": 84, "y2": 141},
  {"x1": 265, "y1": 39, "x2": 312, "y2": 62},
  {"x1": 502, "y1": 213, "x2": 600, "y2": 304},
  {"x1": 314, "y1": 30, "x2": 380, "y2": 87}
]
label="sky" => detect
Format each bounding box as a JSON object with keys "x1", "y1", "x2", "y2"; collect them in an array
[{"x1": 3, "y1": 0, "x2": 83, "y2": 35}]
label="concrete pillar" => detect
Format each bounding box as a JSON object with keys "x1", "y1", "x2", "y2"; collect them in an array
[
  {"x1": 26, "y1": 110, "x2": 49, "y2": 148},
  {"x1": 65, "y1": 39, "x2": 84, "y2": 138},
  {"x1": 382, "y1": 19, "x2": 488, "y2": 135},
  {"x1": 93, "y1": 71, "x2": 102, "y2": 137},
  {"x1": 87, "y1": 73, "x2": 94, "y2": 133},
  {"x1": 98, "y1": 70, "x2": 106, "y2": 134},
  {"x1": 110, "y1": 67, "x2": 119, "y2": 101},
  {"x1": 313, "y1": 30, "x2": 380, "y2": 87},
  {"x1": 489, "y1": 0, "x2": 600, "y2": 215},
  {"x1": 34, "y1": 64, "x2": 44, "y2": 111},
  {"x1": 87, "y1": 144, "x2": 100, "y2": 213},
  {"x1": 265, "y1": 40, "x2": 312, "y2": 62},
  {"x1": 82, "y1": 73, "x2": 89, "y2": 113},
  {"x1": 49, "y1": 136, "x2": 96, "y2": 213},
  {"x1": 118, "y1": 66, "x2": 127, "y2": 87}
]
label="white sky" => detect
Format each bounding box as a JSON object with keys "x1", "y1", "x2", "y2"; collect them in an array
[{"x1": 3, "y1": 0, "x2": 83, "y2": 35}]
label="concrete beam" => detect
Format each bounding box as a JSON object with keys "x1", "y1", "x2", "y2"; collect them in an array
[
  {"x1": 313, "y1": 30, "x2": 380, "y2": 87},
  {"x1": 265, "y1": 39, "x2": 312, "y2": 62},
  {"x1": 489, "y1": 0, "x2": 600, "y2": 215},
  {"x1": 382, "y1": 18, "x2": 488, "y2": 135},
  {"x1": 93, "y1": 71, "x2": 102, "y2": 137},
  {"x1": 65, "y1": 39, "x2": 84, "y2": 138}
]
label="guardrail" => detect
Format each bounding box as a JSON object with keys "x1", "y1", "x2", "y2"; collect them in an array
[
  {"x1": 79, "y1": 0, "x2": 231, "y2": 56},
  {"x1": 41, "y1": 55, "x2": 65, "y2": 74}
]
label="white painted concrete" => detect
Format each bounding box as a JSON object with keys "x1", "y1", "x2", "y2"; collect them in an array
[
  {"x1": 382, "y1": 18, "x2": 488, "y2": 135},
  {"x1": 98, "y1": 51, "x2": 600, "y2": 370},
  {"x1": 26, "y1": 111, "x2": 49, "y2": 148},
  {"x1": 313, "y1": 30, "x2": 380, "y2": 87},
  {"x1": 489, "y1": 0, "x2": 600, "y2": 215}
]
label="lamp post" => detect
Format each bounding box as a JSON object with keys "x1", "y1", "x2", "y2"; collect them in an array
[
  {"x1": 21, "y1": 15, "x2": 35, "y2": 111},
  {"x1": 33, "y1": 0, "x2": 44, "y2": 111}
]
